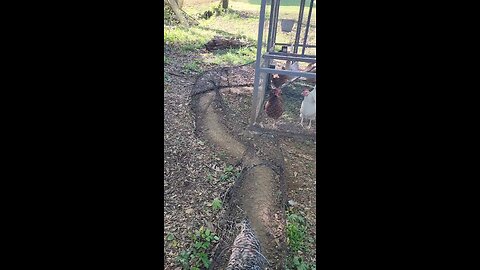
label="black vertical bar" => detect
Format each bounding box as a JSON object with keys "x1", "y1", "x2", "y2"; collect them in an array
[
  {"x1": 251, "y1": 0, "x2": 268, "y2": 124},
  {"x1": 294, "y1": 0, "x2": 306, "y2": 54},
  {"x1": 301, "y1": 0, "x2": 314, "y2": 56},
  {"x1": 267, "y1": 64, "x2": 275, "y2": 90}
]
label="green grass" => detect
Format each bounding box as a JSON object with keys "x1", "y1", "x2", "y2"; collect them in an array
[
  {"x1": 177, "y1": 226, "x2": 219, "y2": 270},
  {"x1": 286, "y1": 211, "x2": 316, "y2": 270},
  {"x1": 164, "y1": 26, "x2": 214, "y2": 51},
  {"x1": 234, "y1": 0, "x2": 316, "y2": 7},
  {"x1": 184, "y1": 60, "x2": 203, "y2": 72},
  {"x1": 211, "y1": 198, "x2": 222, "y2": 210},
  {"x1": 287, "y1": 213, "x2": 307, "y2": 253},
  {"x1": 170, "y1": 0, "x2": 316, "y2": 66},
  {"x1": 219, "y1": 164, "x2": 241, "y2": 181},
  {"x1": 164, "y1": 23, "x2": 256, "y2": 65},
  {"x1": 210, "y1": 46, "x2": 256, "y2": 65}
]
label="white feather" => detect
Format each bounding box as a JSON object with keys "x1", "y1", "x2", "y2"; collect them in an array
[{"x1": 300, "y1": 86, "x2": 316, "y2": 121}]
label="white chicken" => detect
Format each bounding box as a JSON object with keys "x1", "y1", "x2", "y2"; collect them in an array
[
  {"x1": 285, "y1": 60, "x2": 300, "y2": 73},
  {"x1": 300, "y1": 85, "x2": 316, "y2": 129},
  {"x1": 271, "y1": 60, "x2": 300, "y2": 89}
]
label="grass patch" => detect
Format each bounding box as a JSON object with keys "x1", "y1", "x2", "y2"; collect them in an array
[
  {"x1": 177, "y1": 226, "x2": 219, "y2": 270},
  {"x1": 210, "y1": 46, "x2": 256, "y2": 65},
  {"x1": 164, "y1": 26, "x2": 214, "y2": 51},
  {"x1": 286, "y1": 211, "x2": 316, "y2": 270},
  {"x1": 167, "y1": 0, "x2": 316, "y2": 65},
  {"x1": 211, "y1": 198, "x2": 222, "y2": 211},
  {"x1": 219, "y1": 164, "x2": 241, "y2": 181},
  {"x1": 287, "y1": 213, "x2": 308, "y2": 253},
  {"x1": 184, "y1": 60, "x2": 203, "y2": 73}
]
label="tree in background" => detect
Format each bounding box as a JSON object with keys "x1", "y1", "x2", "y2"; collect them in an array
[
  {"x1": 164, "y1": 0, "x2": 187, "y2": 25},
  {"x1": 177, "y1": 0, "x2": 184, "y2": 9}
]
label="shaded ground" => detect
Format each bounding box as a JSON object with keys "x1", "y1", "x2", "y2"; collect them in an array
[
  {"x1": 164, "y1": 46, "x2": 316, "y2": 268},
  {"x1": 192, "y1": 86, "x2": 287, "y2": 269},
  {"x1": 164, "y1": 2, "x2": 316, "y2": 268},
  {"x1": 164, "y1": 49, "x2": 239, "y2": 269},
  {"x1": 218, "y1": 85, "x2": 317, "y2": 269}
]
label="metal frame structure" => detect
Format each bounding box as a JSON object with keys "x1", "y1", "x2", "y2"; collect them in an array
[{"x1": 251, "y1": 0, "x2": 316, "y2": 125}]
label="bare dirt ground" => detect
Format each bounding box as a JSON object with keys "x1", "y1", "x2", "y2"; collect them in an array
[
  {"x1": 219, "y1": 86, "x2": 317, "y2": 268},
  {"x1": 192, "y1": 87, "x2": 287, "y2": 269},
  {"x1": 164, "y1": 49, "x2": 238, "y2": 268},
  {"x1": 164, "y1": 49, "x2": 316, "y2": 269}
]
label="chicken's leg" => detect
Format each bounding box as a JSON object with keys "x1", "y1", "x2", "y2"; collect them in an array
[
  {"x1": 300, "y1": 117, "x2": 304, "y2": 127},
  {"x1": 308, "y1": 119, "x2": 312, "y2": 129}
]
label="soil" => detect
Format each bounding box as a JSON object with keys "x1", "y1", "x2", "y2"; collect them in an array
[
  {"x1": 164, "y1": 49, "x2": 316, "y2": 269},
  {"x1": 192, "y1": 84, "x2": 287, "y2": 269}
]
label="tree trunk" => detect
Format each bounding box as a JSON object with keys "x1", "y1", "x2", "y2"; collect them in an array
[
  {"x1": 166, "y1": 0, "x2": 187, "y2": 25},
  {"x1": 222, "y1": 0, "x2": 229, "y2": 9},
  {"x1": 176, "y1": 0, "x2": 184, "y2": 9}
]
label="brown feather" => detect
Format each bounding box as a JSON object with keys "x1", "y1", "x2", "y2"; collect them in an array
[
  {"x1": 264, "y1": 89, "x2": 284, "y2": 120},
  {"x1": 271, "y1": 68, "x2": 289, "y2": 89}
]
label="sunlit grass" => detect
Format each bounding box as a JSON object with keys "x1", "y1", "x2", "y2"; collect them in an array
[
  {"x1": 167, "y1": 0, "x2": 316, "y2": 65},
  {"x1": 164, "y1": 26, "x2": 215, "y2": 50},
  {"x1": 210, "y1": 46, "x2": 257, "y2": 65}
]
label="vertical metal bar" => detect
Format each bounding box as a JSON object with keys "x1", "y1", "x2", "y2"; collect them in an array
[
  {"x1": 266, "y1": 0, "x2": 276, "y2": 51},
  {"x1": 251, "y1": 0, "x2": 268, "y2": 125},
  {"x1": 293, "y1": 0, "x2": 306, "y2": 54},
  {"x1": 271, "y1": 0, "x2": 281, "y2": 51},
  {"x1": 267, "y1": 64, "x2": 275, "y2": 89},
  {"x1": 301, "y1": 0, "x2": 314, "y2": 56}
]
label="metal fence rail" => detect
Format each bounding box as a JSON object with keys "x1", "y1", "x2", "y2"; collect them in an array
[{"x1": 251, "y1": 0, "x2": 317, "y2": 125}]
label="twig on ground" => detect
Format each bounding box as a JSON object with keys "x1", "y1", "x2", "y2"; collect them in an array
[{"x1": 166, "y1": 71, "x2": 185, "y2": 77}]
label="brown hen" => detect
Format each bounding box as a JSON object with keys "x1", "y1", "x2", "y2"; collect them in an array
[
  {"x1": 264, "y1": 88, "x2": 284, "y2": 128},
  {"x1": 271, "y1": 71, "x2": 288, "y2": 89}
]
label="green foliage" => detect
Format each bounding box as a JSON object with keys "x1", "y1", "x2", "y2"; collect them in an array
[
  {"x1": 211, "y1": 46, "x2": 256, "y2": 66},
  {"x1": 206, "y1": 2, "x2": 231, "y2": 17},
  {"x1": 177, "y1": 226, "x2": 219, "y2": 269},
  {"x1": 224, "y1": 165, "x2": 234, "y2": 173},
  {"x1": 177, "y1": 249, "x2": 191, "y2": 269},
  {"x1": 183, "y1": 60, "x2": 202, "y2": 73},
  {"x1": 164, "y1": 26, "x2": 213, "y2": 51},
  {"x1": 211, "y1": 198, "x2": 222, "y2": 211},
  {"x1": 287, "y1": 213, "x2": 307, "y2": 253},
  {"x1": 286, "y1": 211, "x2": 316, "y2": 270},
  {"x1": 219, "y1": 164, "x2": 240, "y2": 181}
]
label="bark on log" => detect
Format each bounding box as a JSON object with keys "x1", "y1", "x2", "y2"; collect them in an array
[
  {"x1": 205, "y1": 36, "x2": 248, "y2": 51},
  {"x1": 177, "y1": 0, "x2": 184, "y2": 9},
  {"x1": 166, "y1": 0, "x2": 187, "y2": 25}
]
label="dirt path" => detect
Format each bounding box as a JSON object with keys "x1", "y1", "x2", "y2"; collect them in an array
[
  {"x1": 164, "y1": 53, "x2": 316, "y2": 268},
  {"x1": 192, "y1": 86, "x2": 287, "y2": 269}
]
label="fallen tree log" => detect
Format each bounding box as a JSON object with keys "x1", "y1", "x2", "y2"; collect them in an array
[{"x1": 205, "y1": 36, "x2": 249, "y2": 51}]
